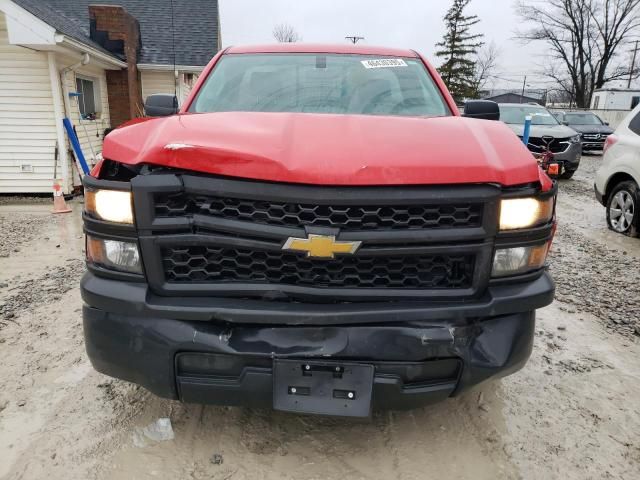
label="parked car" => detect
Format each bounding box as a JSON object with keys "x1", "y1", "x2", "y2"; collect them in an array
[
  {"x1": 82, "y1": 44, "x2": 557, "y2": 417},
  {"x1": 499, "y1": 103, "x2": 582, "y2": 179},
  {"x1": 595, "y1": 104, "x2": 640, "y2": 236},
  {"x1": 556, "y1": 111, "x2": 614, "y2": 152}
]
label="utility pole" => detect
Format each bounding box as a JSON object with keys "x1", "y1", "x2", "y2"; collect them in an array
[
  {"x1": 345, "y1": 36, "x2": 364, "y2": 44},
  {"x1": 628, "y1": 40, "x2": 639, "y2": 89},
  {"x1": 520, "y1": 75, "x2": 527, "y2": 103}
]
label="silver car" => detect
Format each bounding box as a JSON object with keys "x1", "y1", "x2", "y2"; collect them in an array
[{"x1": 499, "y1": 104, "x2": 583, "y2": 179}]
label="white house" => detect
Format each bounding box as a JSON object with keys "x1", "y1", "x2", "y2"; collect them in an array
[
  {"x1": 0, "y1": 0, "x2": 220, "y2": 194},
  {"x1": 591, "y1": 88, "x2": 640, "y2": 111}
]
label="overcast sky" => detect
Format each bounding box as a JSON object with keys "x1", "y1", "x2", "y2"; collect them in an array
[{"x1": 218, "y1": 0, "x2": 552, "y2": 90}]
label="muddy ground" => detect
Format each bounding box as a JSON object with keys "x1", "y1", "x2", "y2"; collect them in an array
[{"x1": 0, "y1": 155, "x2": 639, "y2": 480}]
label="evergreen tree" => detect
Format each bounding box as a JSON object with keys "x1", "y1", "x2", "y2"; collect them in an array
[{"x1": 435, "y1": 0, "x2": 484, "y2": 102}]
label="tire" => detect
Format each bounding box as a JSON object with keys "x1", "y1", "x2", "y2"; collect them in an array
[
  {"x1": 560, "y1": 169, "x2": 576, "y2": 179},
  {"x1": 606, "y1": 180, "x2": 639, "y2": 237}
]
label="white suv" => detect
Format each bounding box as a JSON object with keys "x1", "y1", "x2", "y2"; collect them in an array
[{"x1": 595, "y1": 105, "x2": 640, "y2": 236}]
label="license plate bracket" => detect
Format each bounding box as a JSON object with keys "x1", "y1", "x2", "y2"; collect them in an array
[{"x1": 273, "y1": 360, "x2": 374, "y2": 417}]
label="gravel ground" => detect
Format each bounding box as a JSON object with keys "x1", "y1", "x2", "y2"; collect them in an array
[
  {"x1": 0, "y1": 259, "x2": 84, "y2": 329},
  {"x1": 549, "y1": 154, "x2": 640, "y2": 338},
  {"x1": 0, "y1": 195, "x2": 50, "y2": 206},
  {"x1": 0, "y1": 164, "x2": 639, "y2": 480},
  {"x1": 0, "y1": 213, "x2": 53, "y2": 258},
  {"x1": 550, "y1": 227, "x2": 640, "y2": 337}
]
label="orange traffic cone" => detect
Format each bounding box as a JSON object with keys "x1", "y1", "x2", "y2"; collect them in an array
[{"x1": 52, "y1": 180, "x2": 72, "y2": 214}]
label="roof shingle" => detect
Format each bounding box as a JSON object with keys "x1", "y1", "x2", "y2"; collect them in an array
[{"x1": 12, "y1": 0, "x2": 219, "y2": 66}]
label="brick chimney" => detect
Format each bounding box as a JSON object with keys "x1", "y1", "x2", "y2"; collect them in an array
[{"x1": 89, "y1": 5, "x2": 142, "y2": 126}]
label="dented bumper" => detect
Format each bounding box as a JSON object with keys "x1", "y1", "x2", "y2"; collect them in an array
[{"x1": 82, "y1": 271, "x2": 550, "y2": 411}]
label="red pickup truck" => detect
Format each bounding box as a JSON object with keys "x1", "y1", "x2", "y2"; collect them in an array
[{"x1": 82, "y1": 44, "x2": 556, "y2": 417}]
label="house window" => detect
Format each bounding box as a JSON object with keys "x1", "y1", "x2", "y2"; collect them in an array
[
  {"x1": 593, "y1": 95, "x2": 600, "y2": 109},
  {"x1": 631, "y1": 96, "x2": 640, "y2": 110},
  {"x1": 75, "y1": 76, "x2": 100, "y2": 119}
]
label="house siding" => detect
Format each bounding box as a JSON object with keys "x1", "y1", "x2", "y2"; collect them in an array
[
  {"x1": 0, "y1": 10, "x2": 112, "y2": 194},
  {"x1": 141, "y1": 70, "x2": 175, "y2": 101},
  {"x1": 0, "y1": 12, "x2": 58, "y2": 193},
  {"x1": 58, "y1": 55, "x2": 112, "y2": 169},
  {"x1": 141, "y1": 70, "x2": 199, "y2": 106},
  {"x1": 180, "y1": 72, "x2": 199, "y2": 103}
]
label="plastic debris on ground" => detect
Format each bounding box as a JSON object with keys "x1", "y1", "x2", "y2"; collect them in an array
[{"x1": 132, "y1": 417, "x2": 175, "y2": 447}]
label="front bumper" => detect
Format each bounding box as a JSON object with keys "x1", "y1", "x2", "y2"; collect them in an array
[
  {"x1": 552, "y1": 142, "x2": 582, "y2": 171},
  {"x1": 582, "y1": 140, "x2": 606, "y2": 151},
  {"x1": 82, "y1": 271, "x2": 553, "y2": 412}
]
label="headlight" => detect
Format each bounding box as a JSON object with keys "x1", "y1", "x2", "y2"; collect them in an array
[
  {"x1": 85, "y1": 188, "x2": 133, "y2": 224},
  {"x1": 492, "y1": 243, "x2": 550, "y2": 277},
  {"x1": 86, "y1": 236, "x2": 142, "y2": 274},
  {"x1": 499, "y1": 197, "x2": 554, "y2": 230},
  {"x1": 570, "y1": 135, "x2": 581, "y2": 143}
]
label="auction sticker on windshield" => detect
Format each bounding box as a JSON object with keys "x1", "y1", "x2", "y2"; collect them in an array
[{"x1": 361, "y1": 58, "x2": 408, "y2": 69}]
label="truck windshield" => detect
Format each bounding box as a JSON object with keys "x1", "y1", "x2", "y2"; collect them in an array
[
  {"x1": 499, "y1": 105, "x2": 559, "y2": 126},
  {"x1": 189, "y1": 54, "x2": 451, "y2": 117}
]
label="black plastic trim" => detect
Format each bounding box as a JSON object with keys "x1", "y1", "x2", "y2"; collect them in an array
[
  {"x1": 140, "y1": 235, "x2": 492, "y2": 300},
  {"x1": 86, "y1": 263, "x2": 145, "y2": 283},
  {"x1": 83, "y1": 175, "x2": 131, "y2": 192},
  {"x1": 594, "y1": 183, "x2": 605, "y2": 205},
  {"x1": 488, "y1": 267, "x2": 546, "y2": 286},
  {"x1": 84, "y1": 173, "x2": 557, "y2": 303},
  {"x1": 500, "y1": 180, "x2": 557, "y2": 200},
  {"x1": 82, "y1": 305, "x2": 536, "y2": 410},
  {"x1": 495, "y1": 224, "x2": 554, "y2": 247},
  {"x1": 132, "y1": 174, "x2": 501, "y2": 239},
  {"x1": 81, "y1": 270, "x2": 554, "y2": 325},
  {"x1": 129, "y1": 173, "x2": 504, "y2": 301},
  {"x1": 83, "y1": 213, "x2": 137, "y2": 238}
]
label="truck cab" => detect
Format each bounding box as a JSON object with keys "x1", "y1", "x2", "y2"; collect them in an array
[{"x1": 81, "y1": 44, "x2": 556, "y2": 417}]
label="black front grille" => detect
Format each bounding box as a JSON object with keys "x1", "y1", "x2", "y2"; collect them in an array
[
  {"x1": 133, "y1": 175, "x2": 499, "y2": 299},
  {"x1": 162, "y1": 246, "x2": 475, "y2": 289},
  {"x1": 582, "y1": 134, "x2": 607, "y2": 141},
  {"x1": 527, "y1": 137, "x2": 571, "y2": 154},
  {"x1": 154, "y1": 192, "x2": 483, "y2": 231}
]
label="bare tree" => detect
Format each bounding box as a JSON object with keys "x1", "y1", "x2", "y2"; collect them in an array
[
  {"x1": 517, "y1": 0, "x2": 640, "y2": 108},
  {"x1": 547, "y1": 88, "x2": 574, "y2": 106},
  {"x1": 471, "y1": 42, "x2": 500, "y2": 97},
  {"x1": 273, "y1": 23, "x2": 301, "y2": 43}
]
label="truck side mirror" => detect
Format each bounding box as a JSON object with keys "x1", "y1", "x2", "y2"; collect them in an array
[
  {"x1": 462, "y1": 100, "x2": 500, "y2": 121},
  {"x1": 144, "y1": 94, "x2": 178, "y2": 117},
  {"x1": 562, "y1": 120, "x2": 570, "y2": 126}
]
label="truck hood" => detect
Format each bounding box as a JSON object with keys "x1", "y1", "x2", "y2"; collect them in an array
[
  {"x1": 103, "y1": 112, "x2": 544, "y2": 186},
  {"x1": 565, "y1": 124, "x2": 615, "y2": 135},
  {"x1": 505, "y1": 123, "x2": 579, "y2": 139}
]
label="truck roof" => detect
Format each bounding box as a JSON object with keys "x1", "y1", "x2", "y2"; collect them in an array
[{"x1": 225, "y1": 43, "x2": 419, "y2": 58}]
